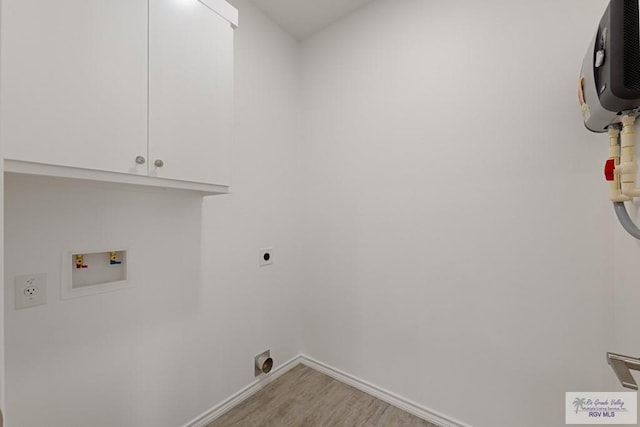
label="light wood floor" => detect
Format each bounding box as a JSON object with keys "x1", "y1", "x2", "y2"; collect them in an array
[{"x1": 206, "y1": 364, "x2": 439, "y2": 427}]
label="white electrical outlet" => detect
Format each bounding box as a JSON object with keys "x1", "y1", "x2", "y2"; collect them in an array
[
  {"x1": 15, "y1": 273, "x2": 47, "y2": 309},
  {"x1": 259, "y1": 248, "x2": 273, "y2": 267}
]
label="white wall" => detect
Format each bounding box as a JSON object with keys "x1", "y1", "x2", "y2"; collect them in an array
[
  {"x1": 3, "y1": 1, "x2": 302, "y2": 426},
  {"x1": 0, "y1": 0, "x2": 6, "y2": 418},
  {"x1": 300, "y1": 1, "x2": 613, "y2": 426},
  {"x1": 612, "y1": 189, "x2": 640, "y2": 397},
  {"x1": 5, "y1": 1, "x2": 625, "y2": 427},
  {"x1": 0, "y1": 88, "x2": 4, "y2": 425}
]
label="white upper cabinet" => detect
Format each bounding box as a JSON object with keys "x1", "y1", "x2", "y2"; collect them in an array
[
  {"x1": 0, "y1": 0, "x2": 149, "y2": 176},
  {"x1": 0, "y1": 0, "x2": 237, "y2": 194},
  {"x1": 149, "y1": 0, "x2": 234, "y2": 186}
]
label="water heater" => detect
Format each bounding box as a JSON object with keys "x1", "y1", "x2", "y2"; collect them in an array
[
  {"x1": 581, "y1": 0, "x2": 640, "y2": 240},
  {"x1": 579, "y1": 0, "x2": 640, "y2": 132}
]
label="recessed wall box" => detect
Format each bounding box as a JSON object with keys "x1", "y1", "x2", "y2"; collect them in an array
[{"x1": 62, "y1": 249, "x2": 130, "y2": 299}]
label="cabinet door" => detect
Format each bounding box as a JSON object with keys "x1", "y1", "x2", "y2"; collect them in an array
[
  {"x1": 149, "y1": 0, "x2": 234, "y2": 185},
  {"x1": 0, "y1": 0, "x2": 148, "y2": 175}
]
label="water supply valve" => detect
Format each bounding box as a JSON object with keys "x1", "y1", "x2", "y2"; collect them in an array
[{"x1": 605, "y1": 158, "x2": 616, "y2": 181}]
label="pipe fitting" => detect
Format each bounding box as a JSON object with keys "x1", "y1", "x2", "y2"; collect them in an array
[
  {"x1": 608, "y1": 126, "x2": 631, "y2": 202},
  {"x1": 619, "y1": 115, "x2": 640, "y2": 198}
]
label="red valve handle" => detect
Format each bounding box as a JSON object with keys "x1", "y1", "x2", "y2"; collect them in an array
[{"x1": 605, "y1": 158, "x2": 616, "y2": 182}]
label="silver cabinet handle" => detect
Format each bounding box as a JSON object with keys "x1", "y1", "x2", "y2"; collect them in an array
[
  {"x1": 135, "y1": 156, "x2": 146, "y2": 165},
  {"x1": 154, "y1": 159, "x2": 164, "y2": 168},
  {"x1": 607, "y1": 352, "x2": 640, "y2": 390}
]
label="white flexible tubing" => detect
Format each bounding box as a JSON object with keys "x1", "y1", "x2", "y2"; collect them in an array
[
  {"x1": 618, "y1": 115, "x2": 640, "y2": 198},
  {"x1": 608, "y1": 126, "x2": 630, "y2": 202}
]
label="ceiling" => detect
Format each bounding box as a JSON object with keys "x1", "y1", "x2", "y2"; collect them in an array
[{"x1": 248, "y1": 0, "x2": 375, "y2": 39}]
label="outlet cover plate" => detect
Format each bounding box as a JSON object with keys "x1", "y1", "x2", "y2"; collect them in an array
[
  {"x1": 259, "y1": 248, "x2": 273, "y2": 267},
  {"x1": 15, "y1": 273, "x2": 47, "y2": 309}
]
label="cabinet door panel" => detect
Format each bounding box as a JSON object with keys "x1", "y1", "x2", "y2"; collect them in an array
[
  {"x1": 0, "y1": 0, "x2": 148, "y2": 175},
  {"x1": 149, "y1": 0, "x2": 233, "y2": 185}
]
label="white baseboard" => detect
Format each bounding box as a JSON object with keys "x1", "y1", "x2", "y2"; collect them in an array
[
  {"x1": 299, "y1": 355, "x2": 471, "y2": 427},
  {"x1": 181, "y1": 354, "x2": 303, "y2": 427},
  {"x1": 184, "y1": 354, "x2": 470, "y2": 427}
]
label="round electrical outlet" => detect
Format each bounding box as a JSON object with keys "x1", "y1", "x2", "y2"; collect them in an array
[
  {"x1": 15, "y1": 273, "x2": 47, "y2": 310},
  {"x1": 259, "y1": 248, "x2": 274, "y2": 267},
  {"x1": 24, "y1": 286, "x2": 38, "y2": 297}
]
